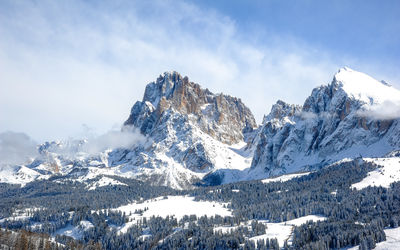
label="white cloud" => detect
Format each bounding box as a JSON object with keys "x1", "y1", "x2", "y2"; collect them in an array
[
  {"x1": 0, "y1": 0, "x2": 396, "y2": 141},
  {"x1": 82, "y1": 126, "x2": 147, "y2": 154},
  {"x1": 298, "y1": 111, "x2": 318, "y2": 120},
  {"x1": 44, "y1": 125, "x2": 148, "y2": 157},
  {"x1": 357, "y1": 101, "x2": 400, "y2": 120},
  {"x1": 0, "y1": 131, "x2": 38, "y2": 168}
]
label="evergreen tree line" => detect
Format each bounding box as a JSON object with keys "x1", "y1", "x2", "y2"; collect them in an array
[{"x1": 0, "y1": 159, "x2": 399, "y2": 249}]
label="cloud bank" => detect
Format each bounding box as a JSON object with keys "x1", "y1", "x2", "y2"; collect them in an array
[
  {"x1": 82, "y1": 126, "x2": 147, "y2": 154},
  {"x1": 0, "y1": 131, "x2": 38, "y2": 167},
  {"x1": 0, "y1": 126, "x2": 146, "y2": 170},
  {"x1": 357, "y1": 101, "x2": 400, "y2": 120},
  {"x1": 43, "y1": 125, "x2": 147, "y2": 157}
]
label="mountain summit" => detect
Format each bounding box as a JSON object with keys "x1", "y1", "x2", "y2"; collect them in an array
[
  {"x1": 110, "y1": 71, "x2": 257, "y2": 188},
  {"x1": 124, "y1": 71, "x2": 256, "y2": 145},
  {"x1": 248, "y1": 67, "x2": 400, "y2": 177}
]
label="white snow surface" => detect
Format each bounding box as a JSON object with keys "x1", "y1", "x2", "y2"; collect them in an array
[
  {"x1": 115, "y1": 196, "x2": 231, "y2": 220},
  {"x1": 374, "y1": 227, "x2": 400, "y2": 250},
  {"x1": 249, "y1": 215, "x2": 326, "y2": 247},
  {"x1": 214, "y1": 215, "x2": 326, "y2": 247},
  {"x1": 351, "y1": 157, "x2": 400, "y2": 190},
  {"x1": 86, "y1": 176, "x2": 127, "y2": 190},
  {"x1": 112, "y1": 195, "x2": 231, "y2": 234},
  {"x1": 335, "y1": 67, "x2": 400, "y2": 106},
  {"x1": 0, "y1": 165, "x2": 48, "y2": 187},
  {"x1": 347, "y1": 227, "x2": 400, "y2": 250}
]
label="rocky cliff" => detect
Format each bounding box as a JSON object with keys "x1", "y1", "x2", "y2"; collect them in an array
[
  {"x1": 111, "y1": 71, "x2": 257, "y2": 188},
  {"x1": 124, "y1": 71, "x2": 256, "y2": 145}
]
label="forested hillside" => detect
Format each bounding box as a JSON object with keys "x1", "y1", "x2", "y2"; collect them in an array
[{"x1": 1, "y1": 158, "x2": 399, "y2": 249}]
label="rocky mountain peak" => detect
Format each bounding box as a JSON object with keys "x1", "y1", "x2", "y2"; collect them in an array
[
  {"x1": 262, "y1": 100, "x2": 301, "y2": 124},
  {"x1": 249, "y1": 67, "x2": 400, "y2": 177},
  {"x1": 302, "y1": 68, "x2": 400, "y2": 121},
  {"x1": 125, "y1": 71, "x2": 257, "y2": 145}
]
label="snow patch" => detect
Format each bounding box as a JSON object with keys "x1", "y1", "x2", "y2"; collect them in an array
[
  {"x1": 53, "y1": 220, "x2": 94, "y2": 240},
  {"x1": 0, "y1": 165, "x2": 47, "y2": 187},
  {"x1": 86, "y1": 176, "x2": 128, "y2": 190},
  {"x1": 351, "y1": 157, "x2": 400, "y2": 190},
  {"x1": 335, "y1": 67, "x2": 400, "y2": 106},
  {"x1": 249, "y1": 215, "x2": 326, "y2": 247},
  {"x1": 347, "y1": 227, "x2": 400, "y2": 250},
  {"x1": 112, "y1": 195, "x2": 231, "y2": 234}
]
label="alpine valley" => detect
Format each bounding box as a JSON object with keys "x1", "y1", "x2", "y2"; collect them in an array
[{"x1": 1, "y1": 68, "x2": 400, "y2": 249}]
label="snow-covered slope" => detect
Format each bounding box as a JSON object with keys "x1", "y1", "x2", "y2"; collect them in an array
[
  {"x1": 347, "y1": 227, "x2": 400, "y2": 250},
  {"x1": 213, "y1": 215, "x2": 326, "y2": 247},
  {"x1": 249, "y1": 67, "x2": 400, "y2": 177},
  {"x1": 111, "y1": 195, "x2": 231, "y2": 234},
  {"x1": 351, "y1": 156, "x2": 400, "y2": 190},
  {"x1": 249, "y1": 215, "x2": 326, "y2": 247},
  {"x1": 0, "y1": 165, "x2": 47, "y2": 187}
]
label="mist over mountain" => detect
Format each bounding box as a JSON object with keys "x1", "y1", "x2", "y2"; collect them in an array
[{"x1": 0, "y1": 131, "x2": 38, "y2": 168}]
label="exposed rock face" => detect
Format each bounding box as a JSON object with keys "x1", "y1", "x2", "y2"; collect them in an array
[
  {"x1": 261, "y1": 100, "x2": 301, "y2": 124},
  {"x1": 124, "y1": 71, "x2": 257, "y2": 145},
  {"x1": 117, "y1": 71, "x2": 257, "y2": 188},
  {"x1": 250, "y1": 67, "x2": 400, "y2": 175}
]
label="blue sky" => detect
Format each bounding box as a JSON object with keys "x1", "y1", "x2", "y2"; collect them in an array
[
  {"x1": 0, "y1": 0, "x2": 399, "y2": 142},
  {"x1": 196, "y1": 0, "x2": 400, "y2": 65}
]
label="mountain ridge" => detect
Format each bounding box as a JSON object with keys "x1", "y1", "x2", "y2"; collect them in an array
[
  {"x1": 1, "y1": 67, "x2": 400, "y2": 189},
  {"x1": 247, "y1": 67, "x2": 400, "y2": 177}
]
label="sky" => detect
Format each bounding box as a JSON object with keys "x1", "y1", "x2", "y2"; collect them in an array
[{"x1": 0, "y1": 0, "x2": 399, "y2": 142}]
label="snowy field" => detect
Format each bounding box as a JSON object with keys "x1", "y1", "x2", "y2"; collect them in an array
[
  {"x1": 214, "y1": 215, "x2": 326, "y2": 247},
  {"x1": 374, "y1": 227, "x2": 400, "y2": 250},
  {"x1": 0, "y1": 165, "x2": 47, "y2": 187},
  {"x1": 351, "y1": 157, "x2": 400, "y2": 190},
  {"x1": 347, "y1": 227, "x2": 400, "y2": 250},
  {"x1": 249, "y1": 215, "x2": 326, "y2": 247},
  {"x1": 112, "y1": 195, "x2": 231, "y2": 233},
  {"x1": 86, "y1": 176, "x2": 127, "y2": 190}
]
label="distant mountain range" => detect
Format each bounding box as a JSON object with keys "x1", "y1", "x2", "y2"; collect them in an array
[{"x1": 2, "y1": 67, "x2": 400, "y2": 189}]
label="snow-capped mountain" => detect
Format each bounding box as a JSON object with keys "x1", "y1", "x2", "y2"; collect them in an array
[
  {"x1": 248, "y1": 67, "x2": 400, "y2": 176},
  {"x1": 124, "y1": 71, "x2": 256, "y2": 144},
  {"x1": 115, "y1": 71, "x2": 257, "y2": 188},
  {"x1": 0, "y1": 72, "x2": 258, "y2": 189},
  {"x1": 1, "y1": 67, "x2": 400, "y2": 189}
]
